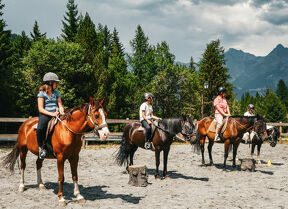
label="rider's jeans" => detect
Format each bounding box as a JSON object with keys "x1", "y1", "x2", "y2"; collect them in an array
[
  {"x1": 36, "y1": 113, "x2": 52, "y2": 148},
  {"x1": 141, "y1": 120, "x2": 152, "y2": 142}
]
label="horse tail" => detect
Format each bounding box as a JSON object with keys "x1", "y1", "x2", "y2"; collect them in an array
[
  {"x1": 115, "y1": 125, "x2": 131, "y2": 166},
  {"x1": 193, "y1": 129, "x2": 201, "y2": 154},
  {"x1": 1, "y1": 143, "x2": 20, "y2": 173}
]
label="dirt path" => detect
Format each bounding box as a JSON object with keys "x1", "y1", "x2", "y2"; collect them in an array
[{"x1": 0, "y1": 143, "x2": 287, "y2": 208}]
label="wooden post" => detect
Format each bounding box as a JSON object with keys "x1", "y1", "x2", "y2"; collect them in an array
[
  {"x1": 279, "y1": 122, "x2": 282, "y2": 144},
  {"x1": 128, "y1": 165, "x2": 148, "y2": 187},
  {"x1": 82, "y1": 136, "x2": 86, "y2": 149}
]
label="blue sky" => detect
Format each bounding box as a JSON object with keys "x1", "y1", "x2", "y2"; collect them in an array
[{"x1": 3, "y1": 0, "x2": 288, "y2": 62}]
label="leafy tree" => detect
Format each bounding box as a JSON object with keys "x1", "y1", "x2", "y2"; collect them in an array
[
  {"x1": 256, "y1": 89, "x2": 286, "y2": 122},
  {"x1": 198, "y1": 39, "x2": 232, "y2": 116},
  {"x1": 18, "y1": 39, "x2": 93, "y2": 116},
  {"x1": 30, "y1": 20, "x2": 46, "y2": 42},
  {"x1": 0, "y1": 0, "x2": 12, "y2": 116},
  {"x1": 61, "y1": 0, "x2": 79, "y2": 42}
]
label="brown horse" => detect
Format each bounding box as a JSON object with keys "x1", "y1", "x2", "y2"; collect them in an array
[
  {"x1": 1, "y1": 97, "x2": 110, "y2": 205},
  {"x1": 116, "y1": 116, "x2": 196, "y2": 179},
  {"x1": 194, "y1": 116, "x2": 267, "y2": 170},
  {"x1": 250, "y1": 126, "x2": 279, "y2": 164}
]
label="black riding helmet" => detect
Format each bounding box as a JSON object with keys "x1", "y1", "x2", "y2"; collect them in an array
[{"x1": 217, "y1": 86, "x2": 227, "y2": 95}]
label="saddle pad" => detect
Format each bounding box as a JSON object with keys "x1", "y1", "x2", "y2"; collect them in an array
[
  {"x1": 137, "y1": 126, "x2": 145, "y2": 131},
  {"x1": 208, "y1": 118, "x2": 228, "y2": 133}
]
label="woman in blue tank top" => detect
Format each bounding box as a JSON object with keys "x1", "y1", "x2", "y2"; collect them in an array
[{"x1": 37, "y1": 72, "x2": 64, "y2": 159}]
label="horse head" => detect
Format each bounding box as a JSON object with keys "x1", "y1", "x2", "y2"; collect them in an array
[
  {"x1": 177, "y1": 115, "x2": 197, "y2": 142},
  {"x1": 88, "y1": 97, "x2": 110, "y2": 141},
  {"x1": 266, "y1": 126, "x2": 279, "y2": 147},
  {"x1": 252, "y1": 116, "x2": 268, "y2": 141}
]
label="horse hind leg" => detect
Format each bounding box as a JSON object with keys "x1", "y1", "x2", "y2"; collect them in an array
[
  {"x1": 207, "y1": 140, "x2": 214, "y2": 166},
  {"x1": 36, "y1": 158, "x2": 46, "y2": 190}
]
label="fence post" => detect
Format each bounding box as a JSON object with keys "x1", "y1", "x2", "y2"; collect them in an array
[
  {"x1": 279, "y1": 122, "x2": 282, "y2": 144},
  {"x1": 82, "y1": 135, "x2": 86, "y2": 149}
]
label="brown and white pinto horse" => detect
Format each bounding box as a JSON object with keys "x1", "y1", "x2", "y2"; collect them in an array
[
  {"x1": 194, "y1": 116, "x2": 267, "y2": 170},
  {"x1": 1, "y1": 97, "x2": 110, "y2": 205}
]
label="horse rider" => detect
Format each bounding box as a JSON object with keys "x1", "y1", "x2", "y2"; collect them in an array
[
  {"x1": 139, "y1": 93, "x2": 162, "y2": 149},
  {"x1": 213, "y1": 86, "x2": 231, "y2": 142},
  {"x1": 37, "y1": 72, "x2": 64, "y2": 159},
  {"x1": 242, "y1": 104, "x2": 255, "y2": 143}
]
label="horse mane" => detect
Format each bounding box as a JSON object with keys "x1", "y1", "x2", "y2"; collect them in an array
[
  {"x1": 60, "y1": 100, "x2": 100, "y2": 122},
  {"x1": 159, "y1": 118, "x2": 182, "y2": 135}
]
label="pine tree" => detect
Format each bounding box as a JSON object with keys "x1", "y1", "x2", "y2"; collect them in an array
[
  {"x1": 75, "y1": 12, "x2": 98, "y2": 64},
  {"x1": 30, "y1": 20, "x2": 46, "y2": 41},
  {"x1": 198, "y1": 39, "x2": 232, "y2": 116},
  {"x1": 128, "y1": 25, "x2": 150, "y2": 78},
  {"x1": 61, "y1": 0, "x2": 79, "y2": 42},
  {"x1": 276, "y1": 79, "x2": 288, "y2": 108},
  {"x1": 0, "y1": 0, "x2": 12, "y2": 116}
]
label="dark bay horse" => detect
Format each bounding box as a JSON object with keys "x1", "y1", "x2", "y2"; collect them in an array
[
  {"x1": 250, "y1": 126, "x2": 279, "y2": 164},
  {"x1": 116, "y1": 116, "x2": 195, "y2": 179},
  {"x1": 194, "y1": 116, "x2": 267, "y2": 170},
  {"x1": 1, "y1": 97, "x2": 110, "y2": 206}
]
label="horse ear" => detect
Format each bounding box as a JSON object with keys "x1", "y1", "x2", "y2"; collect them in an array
[
  {"x1": 89, "y1": 96, "x2": 94, "y2": 106},
  {"x1": 182, "y1": 114, "x2": 187, "y2": 121},
  {"x1": 100, "y1": 97, "x2": 105, "y2": 106}
]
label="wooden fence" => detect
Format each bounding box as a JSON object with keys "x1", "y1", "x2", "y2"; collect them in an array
[{"x1": 0, "y1": 118, "x2": 287, "y2": 146}]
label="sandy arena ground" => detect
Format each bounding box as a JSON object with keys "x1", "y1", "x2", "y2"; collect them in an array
[{"x1": 0, "y1": 143, "x2": 287, "y2": 209}]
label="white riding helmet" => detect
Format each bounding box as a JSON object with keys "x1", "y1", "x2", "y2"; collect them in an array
[{"x1": 43, "y1": 72, "x2": 60, "y2": 83}]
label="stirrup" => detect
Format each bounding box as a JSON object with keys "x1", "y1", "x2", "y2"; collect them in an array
[
  {"x1": 39, "y1": 148, "x2": 48, "y2": 159},
  {"x1": 144, "y1": 142, "x2": 152, "y2": 150}
]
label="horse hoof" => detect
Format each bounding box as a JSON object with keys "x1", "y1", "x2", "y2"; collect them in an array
[
  {"x1": 257, "y1": 161, "x2": 261, "y2": 165},
  {"x1": 155, "y1": 175, "x2": 161, "y2": 181},
  {"x1": 77, "y1": 197, "x2": 86, "y2": 204},
  {"x1": 39, "y1": 183, "x2": 46, "y2": 190},
  {"x1": 164, "y1": 175, "x2": 170, "y2": 179},
  {"x1": 76, "y1": 195, "x2": 86, "y2": 204},
  {"x1": 58, "y1": 197, "x2": 66, "y2": 206},
  {"x1": 19, "y1": 184, "x2": 25, "y2": 192}
]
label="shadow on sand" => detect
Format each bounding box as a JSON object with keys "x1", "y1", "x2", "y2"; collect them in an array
[
  {"x1": 44, "y1": 182, "x2": 143, "y2": 204},
  {"x1": 146, "y1": 168, "x2": 209, "y2": 181}
]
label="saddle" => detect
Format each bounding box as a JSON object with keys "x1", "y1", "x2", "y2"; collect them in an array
[
  {"x1": 208, "y1": 117, "x2": 229, "y2": 133},
  {"x1": 130, "y1": 121, "x2": 157, "y2": 143}
]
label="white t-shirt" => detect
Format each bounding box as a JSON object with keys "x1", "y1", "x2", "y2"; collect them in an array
[
  {"x1": 139, "y1": 102, "x2": 153, "y2": 122},
  {"x1": 244, "y1": 111, "x2": 254, "y2": 117}
]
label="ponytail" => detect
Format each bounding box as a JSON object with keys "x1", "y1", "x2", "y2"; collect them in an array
[{"x1": 39, "y1": 84, "x2": 52, "y2": 95}]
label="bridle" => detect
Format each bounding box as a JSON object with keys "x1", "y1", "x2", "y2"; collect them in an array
[{"x1": 56, "y1": 104, "x2": 107, "y2": 135}]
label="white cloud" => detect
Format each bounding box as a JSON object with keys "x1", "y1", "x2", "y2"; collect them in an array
[{"x1": 3, "y1": 0, "x2": 288, "y2": 62}]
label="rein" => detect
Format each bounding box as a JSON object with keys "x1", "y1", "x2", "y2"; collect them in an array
[{"x1": 55, "y1": 104, "x2": 107, "y2": 135}]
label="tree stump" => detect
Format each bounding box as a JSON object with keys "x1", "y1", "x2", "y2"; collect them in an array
[
  {"x1": 240, "y1": 158, "x2": 256, "y2": 172},
  {"x1": 128, "y1": 165, "x2": 148, "y2": 187}
]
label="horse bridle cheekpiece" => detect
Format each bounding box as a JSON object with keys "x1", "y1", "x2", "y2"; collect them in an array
[{"x1": 87, "y1": 104, "x2": 108, "y2": 133}]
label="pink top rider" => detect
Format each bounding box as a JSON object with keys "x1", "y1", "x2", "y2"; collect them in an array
[{"x1": 213, "y1": 96, "x2": 227, "y2": 114}]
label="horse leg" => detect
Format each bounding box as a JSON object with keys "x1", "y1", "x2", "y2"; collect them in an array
[
  {"x1": 223, "y1": 141, "x2": 230, "y2": 169},
  {"x1": 129, "y1": 146, "x2": 138, "y2": 166},
  {"x1": 163, "y1": 147, "x2": 170, "y2": 179},
  {"x1": 207, "y1": 140, "x2": 214, "y2": 166},
  {"x1": 19, "y1": 147, "x2": 28, "y2": 192},
  {"x1": 256, "y1": 143, "x2": 262, "y2": 164},
  {"x1": 232, "y1": 142, "x2": 240, "y2": 171},
  {"x1": 251, "y1": 142, "x2": 256, "y2": 159},
  {"x1": 154, "y1": 150, "x2": 161, "y2": 180},
  {"x1": 57, "y1": 155, "x2": 66, "y2": 206},
  {"x1": 68, "y1": 156, "x2": 85, "y2": 204},
  {"x1": 200, "y1": 136, "x2": 206, "y2": 166},
  {"x1": 36, "y1": 158, "x2": 46, "y2": 190}
]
